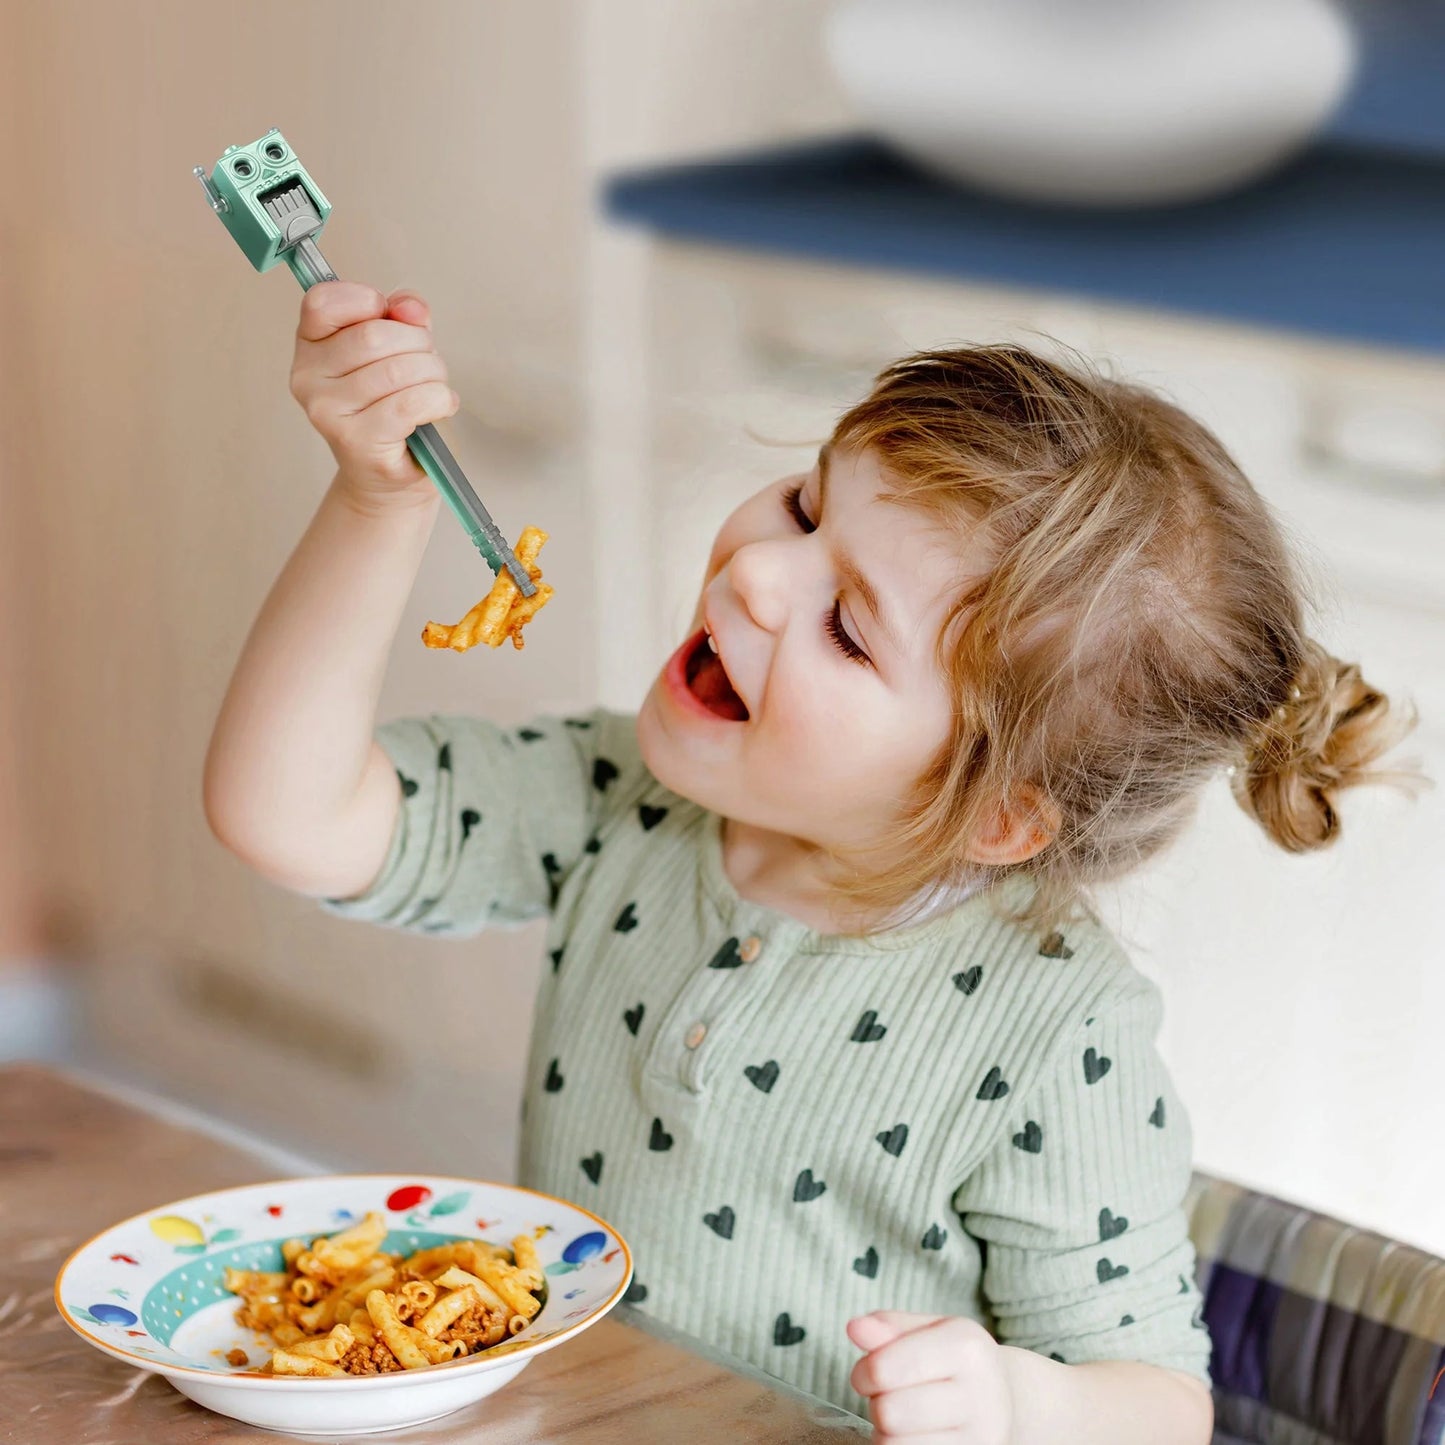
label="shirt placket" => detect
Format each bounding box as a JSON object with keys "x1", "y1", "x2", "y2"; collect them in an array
[{"x1": 642, "y1": 914, "x2": 805, "y2": 1095}]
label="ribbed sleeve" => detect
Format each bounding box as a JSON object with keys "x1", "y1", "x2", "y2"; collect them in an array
[
  {"x1": 319, "y1": 707, "x2": 627, "y2": 934},
  {"x1": 951, "y1": 980, "x2": 1210, "y2": 1378}
]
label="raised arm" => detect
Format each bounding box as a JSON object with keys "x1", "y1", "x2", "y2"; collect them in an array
[{"x1": 203, "y1": 282, "x2": 460, "y2": 900}]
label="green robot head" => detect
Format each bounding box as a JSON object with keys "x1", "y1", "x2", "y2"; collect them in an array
[{"x1": 195, "y1": 128, "x2": 331, "y2": 274}]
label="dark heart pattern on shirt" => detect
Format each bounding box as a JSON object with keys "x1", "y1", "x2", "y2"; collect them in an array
[
  {"x1": 460, "y1": 809, "x2": 481, "y2": 842},
  {"x1": 793, "y1": 1169, "x2": 826, "y2": 1202},
  {"x1": 1120, "y1": 1314, "x2": 1134, "y2": 1327},
  {"x1": 853, "y1": 1246, "x2": 879, "y2": 1278},
  {"x1": 921, "y1": 1224, "x2": 946, "y2": 1250},
  {"x1": 550, "y1": 948, "x2": 564, "y2": 973},
  {"x1": 541, "y1": 853, "x2": 561, "y2": 905},
  {"x1": 544, "y1": 1059, "x2": 564, "y2": 1092},
  {"x1": 850, "y1": 1010, "x2": 887, "y2": 1043},
  {"x1": 744, "y1": 1060, "x2": 779, "y2": 1093},
  {"x1": 876, "y1": 1123, "x2": 909, "y2": 1157},
  {"x1": 952, "y1": 965, "x2": 983, "y2": 995},
  {"x1": 1012, "y1": 1120, "x2": 1043, "y2": 1153},
  {"x1": 1097, "y1": 1258, "x2": 1129, "y2": 1284},
  {"x1": 397, "y1": 770, "x2": 418, "y2": 798},
  {"x1": 708, "y1": 937, "x2": 743, "y2": 969},
  {"x1": 584, "y1": 834, "x2": 602, "y2": 854},
  {"x1": 1083, "y1": 1047, "x2": 1112, "y2": 1084},
  {"x1": 592, "y1": 757, "x2": 619, "y2": 792},
  {"x1": 1039, "y1": 931, "x2": 1075, "y2": 959},
  {"x1": 1098, "y1": 1208, "x2": 1128, "y2": 1240},
  {"x1": 438, "y1": 743, "x2": 452, "y2": 771},
  {"x1": 624, "y1": 1003, "x2": 645, "y2": 1036},
  {"x1": 976, "y1": 1066, "x2": 1010, "y2": 1101},
  {"x1": 517, "y1": 727, "x2": 545, "y2": 742},
  {"x1": 773, "y1": 1313, "x2": 805, "y2": 1346},
  {"x1": 638, "y1": 804, "x2": 669, "y2": 831},
  {"x1": 581, "y1": 1152, "x2": 603, "y2": 1185},
  {"x1": 1149, "y1": 1096, "x2": 1166, "y2": 1128},
  {"x1": 703, "y1": 1206, "x2": 735, "y2": 1239},
  {"x1": 624, "y1": 1280, "x2": 647, "y2": 1303},
  {"x1": 1050, "y1": 1352, "x2": 1066, "y2": 1363},
  {"x1": 648, "y1": 1118, "x2": 674, "y2": 1151},
  {"x1": 565, "y1": 717, "x2": 594, "y2": 730},
  {"x1": 614, "y1": 902, "x2": 639, "y2": 933},
  {"x1": 1179, "y1": 1274, "x2": 1191, "y2": 1295}
]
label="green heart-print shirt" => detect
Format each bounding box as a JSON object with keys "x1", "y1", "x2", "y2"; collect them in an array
[{"x1": 321, "y1": 708, "x2": 1211, "y2": 1416}]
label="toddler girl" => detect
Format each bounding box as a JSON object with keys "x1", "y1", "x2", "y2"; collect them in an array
[{"x1": 205, "y1": 282, "x2": 1414, "y2": 1444}]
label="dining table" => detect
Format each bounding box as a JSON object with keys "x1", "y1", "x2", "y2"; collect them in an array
[{"x1": 0, "y1": 1062, "x2": 872, "y2": 1443}]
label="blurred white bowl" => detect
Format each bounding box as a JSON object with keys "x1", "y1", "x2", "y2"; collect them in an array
[{"x1": 825, "y1": 0, "x2": 1358, "y2": 206}]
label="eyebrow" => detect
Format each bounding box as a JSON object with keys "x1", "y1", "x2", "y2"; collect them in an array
[{"x1": 816, "y1": 445, "x2": 904, "y2": 655}]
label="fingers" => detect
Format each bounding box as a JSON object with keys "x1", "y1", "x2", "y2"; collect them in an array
[
  {"x1": 295, "y1": 280, "x2": 389, "y2": 342},
  {"x1": 849, "y1": 1314, "x2": 990, "y2": 1396},
  {"x1": 304, "y1": 312, "x2": 437, "y2": 382},
  {"x1": 847, "y1": 1310, "x2": 942, "y2": 1360},
  {"x1": 385, "y1": 288, "x2": 430, "y2": 325},
  {"x1": 287, "y1": 280, "x2": 461, "y2": 489},
  {"x1": 338, "y1": 377, "x2": 459, "y2": 451},
  {"x1": 328, "y1": 344, "x2": 451, "y2": 412},
  {"x1": 869, "y1": 1378, "x2": 974, "y2": 1439},
  {"x1": 290, "y1": 282, "x2": 448, "y2": 430},
  {"x1": 295, "y1": 282, "x2": 435, "y2": 375}
]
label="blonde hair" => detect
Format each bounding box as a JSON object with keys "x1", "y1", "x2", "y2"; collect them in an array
[{"x1": 827, "y1": 344, "x2": 1425, "y2": 935}]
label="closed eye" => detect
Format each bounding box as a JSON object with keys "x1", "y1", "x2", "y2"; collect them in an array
[
  {"x1": 826, "y1": 600, "x2": 870, "y2": 666},
  {"x1": 781, "y1": 483, "x2": 872, "y2": 667},
  {"x1": 781, "y1": 482, "x2": 814, "y2": 533}
]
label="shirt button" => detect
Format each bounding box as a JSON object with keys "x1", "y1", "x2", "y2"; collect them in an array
[
  {"x1": 684, "y1": 1022, "x2": 708, "y2": 1049},
  {"x1": 738, "y1": 935, "x2": 763, "y2": 964}
]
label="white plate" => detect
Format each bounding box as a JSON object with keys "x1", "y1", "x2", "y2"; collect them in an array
[{"x1": 55, "y1": 1174, "x2": 632, "y2": 1436}]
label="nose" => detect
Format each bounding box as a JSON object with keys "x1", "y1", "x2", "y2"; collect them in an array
[{"x1": 726, "y1": 536, "x2": 795, "y2": 636}]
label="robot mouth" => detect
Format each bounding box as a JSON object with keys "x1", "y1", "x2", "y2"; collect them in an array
[{"x1": 259, "y1": 179, "x2": 325, "y2": 246}]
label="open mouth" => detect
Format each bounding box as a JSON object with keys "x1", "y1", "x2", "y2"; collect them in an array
[{"x1": 684, "y1": 629, "x2": 750, "y2": 721}]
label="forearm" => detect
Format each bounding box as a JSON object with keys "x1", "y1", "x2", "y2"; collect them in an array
[
  {"x1": 204, "y1": 471, "x2": 439, "y2": 877},
  {"x1": 1000, "y1": 1348, "x2": 1213, "y2": 1445}
]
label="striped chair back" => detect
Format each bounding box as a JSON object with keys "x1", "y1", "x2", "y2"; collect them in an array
[{"x1": 1187, "y1": 1173, "x2": 1445, "y2": 1445}]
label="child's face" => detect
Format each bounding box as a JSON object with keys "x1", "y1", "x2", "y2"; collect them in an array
[{"x1": 637, "y1": 444, "x2": 978, "y2": 859}]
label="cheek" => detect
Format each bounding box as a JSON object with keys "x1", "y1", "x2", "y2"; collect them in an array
[
  {"x1": 767, "y1": 662, "x2": 947, "y2": 793},
  {"x1": 760, "y1": 657, "x2": 886, "y2": 769}
]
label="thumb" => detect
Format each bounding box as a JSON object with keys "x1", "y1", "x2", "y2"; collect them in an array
[{"x1": 847, "y1": 1310, "x2": 940, "y2": 1351}]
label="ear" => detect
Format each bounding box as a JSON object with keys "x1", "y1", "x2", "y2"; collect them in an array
[{"x1": 963, "y1": 784, "x2": 1059, "y2": 867}]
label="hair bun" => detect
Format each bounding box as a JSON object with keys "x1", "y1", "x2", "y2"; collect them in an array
[{"x1": 1232, "y1": 640, "x2": 1414, "y2": 851}]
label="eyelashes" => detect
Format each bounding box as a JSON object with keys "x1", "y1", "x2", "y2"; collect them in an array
[
  {"x1": 779, "y1": 482, "x2": 871, "y2": 667},
  {"x1": 825, "y1": 600, "x2": 869, "y2": 665},
  {"x1": 781, "y1": 481, "x2": 813, "y2": 533}
]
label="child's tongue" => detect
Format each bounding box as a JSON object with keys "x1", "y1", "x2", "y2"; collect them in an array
[{"x1": 688, "y1": 644, "x2": 749, "y2": 721}]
